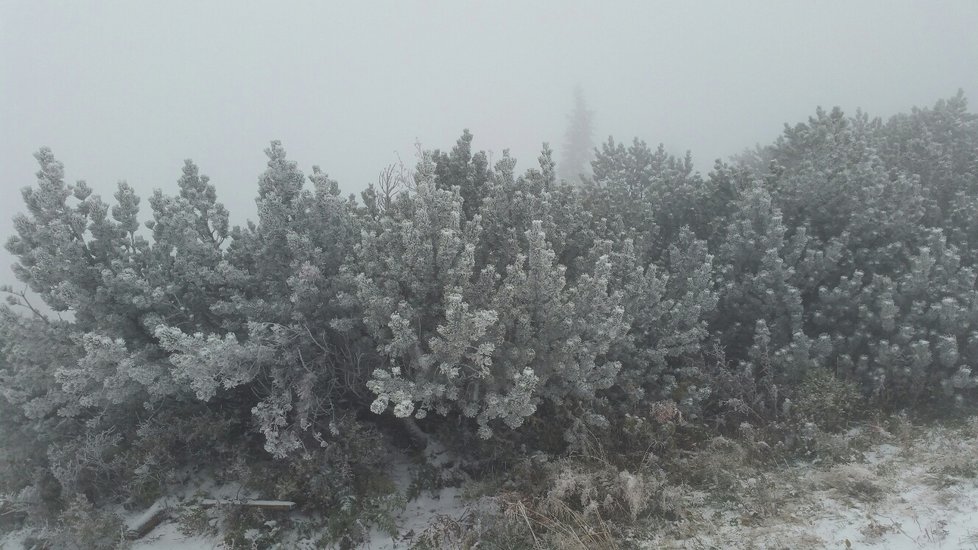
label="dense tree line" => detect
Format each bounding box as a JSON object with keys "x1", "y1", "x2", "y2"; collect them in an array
[{"x1": 1, "y1": 93, "x2": 976, "y2": 539}]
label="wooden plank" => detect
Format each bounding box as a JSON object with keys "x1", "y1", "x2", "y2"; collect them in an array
[{"x1": 200, "y1": 499, "x2": 296, "y2": 511}]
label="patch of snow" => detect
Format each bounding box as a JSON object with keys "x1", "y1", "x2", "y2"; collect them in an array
[
  {"x1": 366, "y1": 487, "x2": 468, "y2": 549},
  {"x1": 810, "y1": 477, "x2": 978, "y2": 549},
  {"x1": 130, "y1": 521, "x2": 222, "y2": 550},
  {"x1": 863, "y1": 442, "x2": 902, "y2": 464},
  {"x1": 0, "y1": 529, "x2": 29, "y2": 550},
  {"x1": 643, "y1": 420, "x2": 978, "y2": 549},
  {"x1": 363, "y1": 441, "x2": 473, "y2": 549}
]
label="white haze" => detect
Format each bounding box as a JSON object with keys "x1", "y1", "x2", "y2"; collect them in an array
[{"x1": 1, "y1": 0, "x2": 977, "y2": 286}]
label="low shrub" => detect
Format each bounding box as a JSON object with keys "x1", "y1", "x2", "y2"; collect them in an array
[{"x1": 790, "y1": 368, "x2": 862, "y2": 431}]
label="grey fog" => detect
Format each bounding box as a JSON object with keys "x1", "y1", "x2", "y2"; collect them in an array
[{"x1": 3, "y1": 1, "x2": 976, "y2": 285}]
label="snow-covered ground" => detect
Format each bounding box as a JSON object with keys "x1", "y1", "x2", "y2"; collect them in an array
[
  {"x1": 363, "y1": 439, "x2": 477, "y2": 549},
  {"x1": 130, "y1": 522, "x2": 222, "y2": 550},
  {"x1": 5, "y1": 420, "x2": 978, "y2": 549},
  {"x1": 642, "y1": 421, "x2": 978, "y2": 549},
  {"x1": 131, "y1": 440, "x2": 473, "y2": 549}
]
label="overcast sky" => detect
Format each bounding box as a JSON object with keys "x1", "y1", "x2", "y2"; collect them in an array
[{"x1": 2, "y1": 0, "x2": 977, "y2": 287}]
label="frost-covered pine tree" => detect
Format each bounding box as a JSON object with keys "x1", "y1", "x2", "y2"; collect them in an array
[
  {"x1": 157, "y1": 142, "x2": 365, "y2": 458},
  {"x1": 345, "y1": 148, "x2": 627, "y2": 438},
  {"x1": 558, "y1": 85, "x2": 596, "y2": 185},
  {"x1": 432, "y1": 129, "x2": 491, "y2": 220}
]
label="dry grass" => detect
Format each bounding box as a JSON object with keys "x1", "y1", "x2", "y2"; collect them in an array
[
  {"x1": 816, "y1": 463, "x2": 885, "y2": 503},
  {"x1": 498, "y1": 492, "x2": 619, "y2": 550},
  {"x1": 637, "y1": 415, "x2": 978, "y2": 549},
  {"x1": 441, "y1": 415, "x2": 978, "y2": 549}
]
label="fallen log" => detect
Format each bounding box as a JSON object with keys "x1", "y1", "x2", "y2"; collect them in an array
[
  {"x1": 200, "y1": 499, "x2": 296, "y2": 512},
  {"x1": 125, "y1": 500, "x2": 169, "y2": 540}
]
